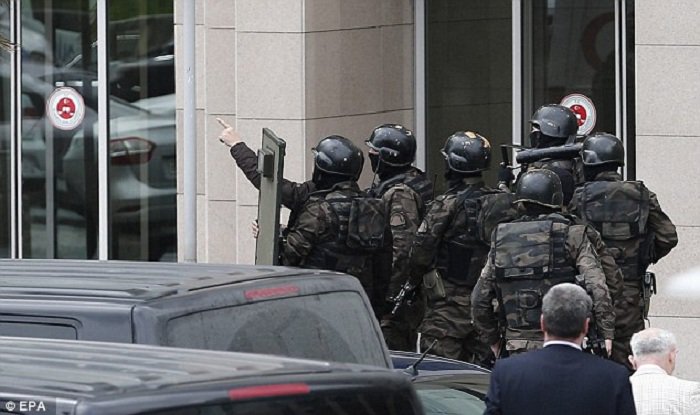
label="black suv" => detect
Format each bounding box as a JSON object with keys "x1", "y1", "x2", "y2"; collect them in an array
[
  {"x1": 0, "y1": 259, "x2": 390, "y2": 367},
  {"x1": 0, "y1": 337, "x2": 423, "y2": 415}
]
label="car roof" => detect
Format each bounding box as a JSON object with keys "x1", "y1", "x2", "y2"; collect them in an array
[
  {"x1": 0, "y1": 337, "x2": 379, "y2": 400},
  {"x1": 390, "y1": 351, "x2": 491, "y2": 376},
  {"x1": 0, "y1": 259, "x2": 345, "y2": 304}
]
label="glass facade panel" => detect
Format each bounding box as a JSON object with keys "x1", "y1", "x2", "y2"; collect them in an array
[
  {"x1": 17, "y1": 0, "x2": 175, "y2": 260},
  {"x1": 625, "y1": 0, "x2": 635, "y2": 179},
  {"x1": 108, "y1": 1, "x2": 175, "y2": 261},
  {"x1": 21, "y1": 0, "x2": 99, "y2": 258},
  {"x1": 0, "y1": 3, "x2": 11, "y2": 257},
  {"x1": 530, "y1": 0, "x2": 617, "y2": 136},
  {"x1": 426, "y1": 1, "x2": 512, "y2": 191}
]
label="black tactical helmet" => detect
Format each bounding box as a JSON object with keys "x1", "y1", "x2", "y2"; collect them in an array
[
  {"x1": 313, "y1": 135, "x2": 364, "y2": 180},
  {"x1": 441, "y1": 131, "x2": 492, "y2": 174},
  {"x1": 365, "y1": 124, "x2": 416, "y2": 167},
  {"x1": 530, "y1": 104, "x2": 578, "y2": 147},
  {"x1": 580, "y1": 132, "x2": 625, "y2": 167},
  {"x1": 514, "y1": 169, "x2": 564, "y2": 209}
]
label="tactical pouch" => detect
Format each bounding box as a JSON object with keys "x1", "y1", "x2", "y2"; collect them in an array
[
  {"x1": 423, "y1": 269, "x2": 446, "y2": 301},
  {"x1": 347, "y1": 197, "x2": 386, "y2": 250},
  {"x1": 516, "y1": 289, "x2": 542, "y2": 328},
  {"x1": 445, "y1": 242, "x2": 479, "y2": 286}
]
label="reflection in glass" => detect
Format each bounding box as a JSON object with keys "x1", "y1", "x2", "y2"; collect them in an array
[
  {"x1": 531, "y1": 0, "x2": 616, "y2": 135},
  {"x1": 19, "y1": 1, "x2": 175, "y2": 260},
  {"x1": 108, "y1": 1, "x2": 175, "y2": 261},
  {"x1": 21, "y1": 0, "x2": 98, "y2": 259},
  {"x1": 426, "y1": 1, "x2": 512, "y2": 191},
  {"x1": 0, "y1": 3, "x2": 10, "y2": 257}
]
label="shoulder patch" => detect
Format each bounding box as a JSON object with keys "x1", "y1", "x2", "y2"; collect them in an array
[{"x1": 390, "y1": 212, "x2": 407, "y2": 227}]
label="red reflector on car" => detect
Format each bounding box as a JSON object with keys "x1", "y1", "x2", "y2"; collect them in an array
[
  {"x1": 229, "y1": 383, "x2": 311, "y2": 401},
  {"x1": 244, "y1": 285, "x2": 300, "y2": 300}
]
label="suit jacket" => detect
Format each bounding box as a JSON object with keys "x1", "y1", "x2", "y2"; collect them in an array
[
  {"x1": 484, "y1": 344, "x2": 637, "y2": 415},
  {"x1": 630, "y1": 364, "x2": 700, "y2": 415}
]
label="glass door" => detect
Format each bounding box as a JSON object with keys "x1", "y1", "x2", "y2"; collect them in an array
[
  {"x1": 524, "y1": 0, "x2": 635, "y2": 174},
  {"x1": 16, "y1": 0, "x2": 176, "y2": 260},
  {"x1": 0, "y1": 1, "x2": 13, "y2": 257},
  {"x1": 21, "y1": 0, "x2": 100, "y2": 258},
  {"x1": 107, "y1": 1, "x2": 176, "y2": 261}
]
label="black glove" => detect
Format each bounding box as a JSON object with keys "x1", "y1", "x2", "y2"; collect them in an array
[{"x1": 498, "y1": 163, "x2": 515, "y2": 183}]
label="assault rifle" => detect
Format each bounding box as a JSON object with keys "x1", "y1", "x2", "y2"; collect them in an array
[
  {"x1": 499, "y1": 143, "x2": 583, "y2": 189},
  {"x1": 515, "y1": 143, "x2": 582, "y2": 165},
  {"x1": 575, "y1": 275, "x2": 609, "y2": 359},
  {"x1": 391, "y1": 281, "x2": 417, "y2": 316},
  {"x1": 584, "y1": 307, "x2": 608, "y2": 358}
]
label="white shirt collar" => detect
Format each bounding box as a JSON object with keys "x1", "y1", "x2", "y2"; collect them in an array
[
  {"x1": 633, "y1": 364, "x2": 669, "y2": 376},
  {"x1": 543, "y1": 340, "x2": 582, "y2": 351}
]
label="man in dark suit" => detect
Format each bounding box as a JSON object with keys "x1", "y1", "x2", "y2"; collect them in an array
[{"x1": 484, "y1": 283, "x2": 636, "y2": 415}]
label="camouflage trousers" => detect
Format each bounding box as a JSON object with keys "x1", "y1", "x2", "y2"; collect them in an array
[
  {"x1": 381, "y1": 292, "x2": 426, "y2": 352},
  {"x1": 611, "y1": 282, "x2": 645, "y2": 371},
  {"x1": 418, "y1": 280, "x2": 492, "y2": 365}
]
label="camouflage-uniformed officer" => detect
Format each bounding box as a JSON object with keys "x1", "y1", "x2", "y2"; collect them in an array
[
  {"x1": 472, "y1": 169, "x2": 615, "y2": 357},
  {"x1": 217, "y1": 118, "x2": 315, "y2": 233},
  {"x1": 282, "y1": 135, "x2": 388, "y2": 317},
  {"x1": 550, "y1": 167, "x2": 624, "y2": 309},
  {"x1": 569, "y1": 133, "x2": 678, "y2": 369},
  {"x1": 408, "y1": 131, "x2": 497, "y2": 364},
  {"x1": 365, "y1": 124, "x2": 433, "y2": 351},
  {"x1": 528, "y1": 104, "x2": 584, "y2": 185}
]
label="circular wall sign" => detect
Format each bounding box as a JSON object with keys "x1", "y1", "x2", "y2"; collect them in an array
[
  {"x1": 46, "y1": 87, "x2": 86, "y2": 131},
  {"x1": 560, "y1": 93, "x2": 597, "y2": 135}
]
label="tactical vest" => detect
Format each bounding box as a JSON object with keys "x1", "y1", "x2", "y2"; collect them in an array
[
  {"x1": 435, "y1": 186, "x2": 488, "y2": 287},
  {"x1": 371, "y1": 170, "x2": 434, "y2": 217},
  {"x1": 477, "y1": 191, "x2": 517, "y2": 244},
  {"x1": 305, "y1": 190, "x2": 386, "y2": 284},
  {"x1": 493, "y1": 218, "x2": 577, "y2": 331},
  {"x1": 578, "y1": 180, "x2": 650, "y2": 280},
  {"x1": 532, "y1": 157, "x2": 585, "y2": 185}
]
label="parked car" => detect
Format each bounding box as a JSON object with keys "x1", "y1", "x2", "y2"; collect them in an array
[
  {"x1": 0, "y1": 337, "x2": 423, "y2": 415},
  {"x1": 0, "y1": 259, "x2": 391, "y2": 368},
  {"x1": 392, "y1": 351, "x2": 491, "y2": 415}
]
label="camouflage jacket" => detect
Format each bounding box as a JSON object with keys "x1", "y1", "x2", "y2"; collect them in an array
[
  {"x1": 282, "y1": 181, "x2": 385, "y2": 311},
  {"x1": 471, "y1": 213, "x2": 615, "y2": 344},
  {"x1": 282, "y1": 181, "x2": 362, "y2": 267},
  {"x1": 408, "y1": 177, "x2": 494, "y2": 286},
  {"x1": 370, "y1": 168, "x2": 433, "y2": 299},
  {"x1": 567, "y1": 214, "x2": 624, "y2": 307},
  {"x1": 569, "y1": 171, "x2": 678, "y2": 280},
  {"x1": 230, "y1": 142, "x2": 314, "y2": 213}
]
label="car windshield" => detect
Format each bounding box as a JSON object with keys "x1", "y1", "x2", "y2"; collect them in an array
[{"x1": 414, "y1": 382, "x2": 486, "y2": 415}]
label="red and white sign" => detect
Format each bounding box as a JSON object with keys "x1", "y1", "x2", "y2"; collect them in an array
[
  {"x1": 46, "y1": 87, "x2": 85, "y2": 131},
  {"x1": 560, "y1": 94, "x2": 596, "y2": 136}
]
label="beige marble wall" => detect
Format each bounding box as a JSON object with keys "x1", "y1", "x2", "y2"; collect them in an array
[
  {"x1": 637, "y1": 0, "x2": 700, "y2": 380},
  {"x1": 175, "y1": 0, "x2": 415, "y2": 263}
]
